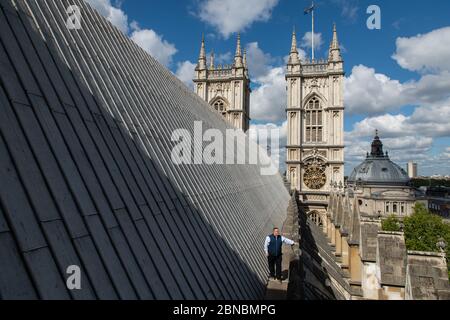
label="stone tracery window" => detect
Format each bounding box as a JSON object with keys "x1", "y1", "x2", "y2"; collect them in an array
[
  {"x1": 213, "y1": 99, "x2": 227, "y2": 115},
  {"x1": 305, "y1": 97, "x2": 323, "y2": 143}
]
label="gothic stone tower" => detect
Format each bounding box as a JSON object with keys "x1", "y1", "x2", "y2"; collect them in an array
[
  {"x1": 193, "y1": 34, "x2": 251, "y2": 132},
  {"x1": 286, "y1": 25, "x2": 345, "y2": 226}
]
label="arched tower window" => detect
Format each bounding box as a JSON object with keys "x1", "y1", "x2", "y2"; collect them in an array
[
  {"x1": 213, "y1": 99, "x2": 227, "y2": 115},
  {"x1": 305, "y1": 97, "x2": 323, "y2": 143}
]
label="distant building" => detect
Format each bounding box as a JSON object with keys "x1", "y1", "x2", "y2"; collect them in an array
[
  {"x1": 428, "y1": 199, "x2": 450, "y2": 219},
  {"x1": 301, "y1": 133, "x2": 450, "y2": 300},
  {"x1": 407, "y1": 162, "x2": 418, "y2": 178},
  {"x1": 426, "y1": 186, "x2": 450, "y2": 219},
  {"x1": 347, "y1": 132, "x2": 416, "y2": 218}
]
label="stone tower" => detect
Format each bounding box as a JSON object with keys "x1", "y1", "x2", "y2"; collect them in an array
[
  {"x1": 193, "y1": 34, "x2": 251, "y2": 131},
  {"x1": 285, "y1": 24, "x2": 345, "y2": 225}
]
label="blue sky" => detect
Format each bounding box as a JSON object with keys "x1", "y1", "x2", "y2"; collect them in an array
[{"x1": 86, "y1": 0, "x2": 450, "y2": 176}]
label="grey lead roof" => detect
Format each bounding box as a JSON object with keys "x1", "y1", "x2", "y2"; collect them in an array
[{"x1": 0, "y1": 0, "x2": 290, "y2": 300}]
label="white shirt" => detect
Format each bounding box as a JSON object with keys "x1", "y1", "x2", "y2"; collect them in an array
[{"x1": 264, "y1": 235, "x2": 295, "y2": 255}]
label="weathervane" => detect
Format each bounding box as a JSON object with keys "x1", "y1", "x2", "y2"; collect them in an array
[{"x1": 304, "y1": 1, "x2": 316, "y2": 61}]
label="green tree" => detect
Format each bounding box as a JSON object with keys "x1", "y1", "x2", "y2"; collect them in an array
[
  {"x1": 382, "y1": 215, "x2": 402, "y2": 232},
  {"x1": 403, "y1": 203, "x2": 450, "y2": 279}
]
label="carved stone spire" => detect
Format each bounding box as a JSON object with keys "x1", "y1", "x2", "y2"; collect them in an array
[
  {"x1": 210, "y1": 49, "x2": 215, "y2": 69},
  {"x1": 243, "y1": 48, "x2": 247, "y2": 69},
  {"x1": 349, "y1": 195, "x2": 361, "y2": 245},
  {"x1": 335, "y1": 192, "x2": 344, "y2": 228},
  {"x1": 288, "y1": 27, "x2": 300, "y2": 65},
  {"x1": 234, "y1": 33, "x2": 244, "y2": 68},
  {"x1": 328, "y1": 23, "x2": 342, "y2": 62},
  {"x1": 197, "y1": 33, "x2": 207, "y2": 70}
]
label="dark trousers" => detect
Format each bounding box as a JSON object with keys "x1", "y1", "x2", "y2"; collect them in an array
[{"x1": 268, "y1": 255, "x2": 282, "y2": 279}]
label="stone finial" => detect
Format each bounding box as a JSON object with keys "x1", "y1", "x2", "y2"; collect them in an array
[
  {"x1": 335, "y1": 192, "x2": 344, "y2": 228},
  {"x1": 349, "y1": 195, "x2": 361, "y2": 245},
  {"x1": 243, "y1": 49, "x2": 248, "y2": 68},
  {"x1": 328, "y1": 23, "x2": 342, "y2": 62},
  {"x1": 235, "y1": 33, "x2": 242, "y2": 56},
  {"x1": 291, "y1": 26, "x2": 298, "y2": 53},
  {"x1": 234, "y1": 33, "x2": 244, "y2": 68},
  {"x1": 331, "y1": 23, "x2": 339, "y2": 49},
  {"x1": 288, "y1": 27, "x2": 300, "y2": 65},
  {"x1": 197, "y1": 33, "x2": 207, "y2": 70},
  {"x1": 210, "y1": 49, "x2": 215, "y2": 69}
]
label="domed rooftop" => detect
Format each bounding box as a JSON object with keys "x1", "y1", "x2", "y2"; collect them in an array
[{"x1": 348, "y1": 132, "x2": 410, "y2": 186}]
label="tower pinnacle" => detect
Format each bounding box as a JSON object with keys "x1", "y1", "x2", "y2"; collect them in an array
[
  {"x1": 288, "y1": 27, "x2": 300, "y2": 65},
  {"x1": 197, "y1": 33, "x2": 207, "y2": 70},
  {"x1": 291, "y1": 27, "x2": 298, "y2": 53},
  {"x1": 328, "y1": 23, "x2": 342, "y2": 62},
  {"x1": 234, "y1": 33, "x2": 244, "y2": 68},
  {"x1": 235, "y1": 33, "x2": 242, "y2": 57},
  {"x1": 243, "y1": 49, "x2": 247, "y2": 68},
  {"x1": 210, "y1": 49, "x2": 215, "y2": 69}
]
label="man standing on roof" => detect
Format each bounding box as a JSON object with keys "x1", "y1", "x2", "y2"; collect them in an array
[{"x1": 264, "y1": 228, "x2": 296, "y2": 283}]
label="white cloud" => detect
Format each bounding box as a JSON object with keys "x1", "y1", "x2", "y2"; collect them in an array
[
  {"x1": 251, "y1": 67, "x2": 286, "y2": 123},
  {"x1": 130, "y1": 28, "x2": 178, "y2": 67},
  {"x1": 85, "y1": 0, "x2": 129, "y2": 33},
  {"x1": 250, "y1": 121, "x2": 287, "y2": 173},
  {"x1": 213, "y1": 52, "x2": 233, "y2": 65},
  {"x1": 442, "y1": 149, "x2": 450, "y2": 161},
  {"x1": 206, "y1": 51, "x2": 233, "y2": 68},
  {"x1": 246, "y1": 42, "x2": 274, "y2": 79},
  {"x1": 245, "y1": 43, "x2": 289, "y2": 124},
  {"x1": 348, "y1": 101, "x2": 450, "y2": 139},
  {"x1": 346, "y1": 135, "x2": 433, "y2": 160},
  {"x1": 341, "y1": 4, "x2": 358, "y2": 21},
  {"x1": 197, "y1": 0, "x2": 279, "y2": 38},
  {"x1": 345, "y1": 65, "x2": 407, "y2": 114},
  {"x1": 344, "y1": 133, "x2": 434, "y2": 176},
  {"x1": 175, "y1": 61, "x2": 196, "y2": 89},
  {"x1": 407, "y1": 103, "x2": 450, "y2": 138},
  {"x1": 346, "y1": 28, "x2": 450, "y2": 116},
  {"x1": 345, "y1": 65, "x2": 450, "y2": 115},
  {"x1": 331, "y1": 0, "x2": 359, "y2": 21},
  {"x1": 344, "y1": 98, "x2": 450, "y2": 175},
  {"x1": 250, "y1": 121, "x2": 287, "y2": 145},
  {"x1": 86, "y1": 0, "x2": 177, "y2": 67},
  {"x1": 301, "y1": 32, "x2": 323, "y2": 50},
  {"x1": 393, "y1": 26, "x2": 450, "y2": 73}
]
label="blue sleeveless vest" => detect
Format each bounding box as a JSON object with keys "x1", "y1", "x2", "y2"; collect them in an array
[{"x1": 268, "y1": 235, "x2": 283, "y2": 256}]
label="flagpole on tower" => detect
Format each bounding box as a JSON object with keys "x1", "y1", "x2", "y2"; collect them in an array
[
  {"x1": 311, "y1": 1, "x2": 315, "y2": 61},
  {"x1": 304, "y1": 1, "x2": 316, "y2": 61}
]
